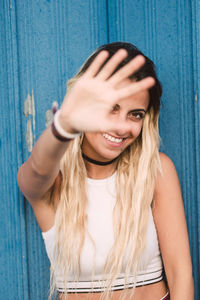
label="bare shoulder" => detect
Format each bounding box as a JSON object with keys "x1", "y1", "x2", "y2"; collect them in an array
[
  {"x1": 153, "y1": 152, "x2": 183, "y2": 227},
  {"x1": 154, "y1": 152, "x2": 181, "y2": 197},
  {"x1": 159, "y1": 151, "x2": 174, "y2": 165},
  {"x1": 158, "y1": 152, "x2": 178, "y2": 178}
]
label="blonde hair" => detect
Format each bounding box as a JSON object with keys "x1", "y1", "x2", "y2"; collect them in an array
[{"x1": 49, "y1": 56, "x2": 162, "y2": 300}]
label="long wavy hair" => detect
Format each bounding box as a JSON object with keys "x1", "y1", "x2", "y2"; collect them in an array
[{"x1": 49, "y1": 42, "x2": 162, "y2": 299}]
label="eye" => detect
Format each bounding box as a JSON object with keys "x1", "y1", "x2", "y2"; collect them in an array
[{"x1": 128, "y1": 111, "x2": 145, "y2": 121}]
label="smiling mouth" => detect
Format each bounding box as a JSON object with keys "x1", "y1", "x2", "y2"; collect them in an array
[{"x1": 102, "y1": 133, "x2": 126, "y2": 144}]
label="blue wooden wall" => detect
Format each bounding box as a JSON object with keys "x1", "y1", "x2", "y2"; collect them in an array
[{"x1": 0, "y1": 0, "x2": 199, "y2": 299}]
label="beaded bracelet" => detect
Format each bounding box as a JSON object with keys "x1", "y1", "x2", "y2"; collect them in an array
[{"x1": 51, "y1": 102, "x2": 81, "y2": 142}]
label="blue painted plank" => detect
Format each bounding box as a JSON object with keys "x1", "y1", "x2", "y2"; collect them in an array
[
  {"x1": 0, "y1": 0, "x2": 29, "y2": 299},
  {"x1": 13, "y1": 0, "x2": 108, "y2": 299},
  {"x1": 191, "y1": 1, "x2": 200, "y2": 299},
  {"x1": 107, "y1": 0, "x2": 199, "y2": 299}
]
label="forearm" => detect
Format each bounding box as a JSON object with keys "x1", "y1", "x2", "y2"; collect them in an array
[
  {"x1": 30, "y1": 126, "x2": 70, "y2": 175},
  {"x1": 17, "y1": 126, "x2": 71, "y2": 200}
]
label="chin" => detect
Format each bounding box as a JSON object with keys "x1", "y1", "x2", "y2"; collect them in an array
[{"x1": 98, "y1": 149, "x2": 122, "y2": 161}]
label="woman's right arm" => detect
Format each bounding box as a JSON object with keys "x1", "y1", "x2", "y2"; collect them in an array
[{"x1": 18, "y1": 49, "x2": 155, "y2": 204}]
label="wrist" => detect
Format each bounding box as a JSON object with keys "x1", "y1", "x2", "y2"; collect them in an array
[
  {"x1": 58, "y1": 110, "x2": 79, "y2": 135},
  {"x1": 51, "y1": 110, "x2": 81, "y2": 142}
]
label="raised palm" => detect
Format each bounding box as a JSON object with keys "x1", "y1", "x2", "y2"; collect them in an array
[{"x1": 60, "y1": 49, "x2": 155, "y2": 133}]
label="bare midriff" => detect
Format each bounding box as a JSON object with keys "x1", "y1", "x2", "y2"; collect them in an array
[{"x1": 59, "y1": 279, "x2": 168, "y2": 300}]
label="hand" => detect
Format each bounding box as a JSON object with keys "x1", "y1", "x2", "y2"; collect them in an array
[{"x1": 59, "y1": 49, "x2": 155, "y2": 133}]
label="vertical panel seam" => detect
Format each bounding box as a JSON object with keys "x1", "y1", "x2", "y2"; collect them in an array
[
  {"x1": 3, "y1": 0, "x2": 30, "y2": 299},
  {"x1": 191, "y1": 0, "x2": 200, "y2": 290},
  {"x1": 106, "y1": 0, "x2": 110, "y2": 43}
]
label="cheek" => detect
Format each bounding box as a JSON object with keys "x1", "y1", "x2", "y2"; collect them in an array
[
  {"x1": 83, "y1": 133, "x2": 95, "y2": 148},
  {"x1": 84, "y1": 133, "x2": 99, "y2": 142},
  {"x1": 130, "y1": 122, "x2": 143, "y2": 137},
  {"x1": 83, "y1": 133, "x2": 103, "y2": 150}
]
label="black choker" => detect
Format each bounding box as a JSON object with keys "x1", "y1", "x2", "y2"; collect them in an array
[{"x1": 82, "y1": 152, "x2": 118, "y2": 166}]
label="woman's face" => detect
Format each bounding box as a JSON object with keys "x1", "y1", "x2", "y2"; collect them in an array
[{"x1": 82, "y1": 88, "x2": 150, "y2": 162}]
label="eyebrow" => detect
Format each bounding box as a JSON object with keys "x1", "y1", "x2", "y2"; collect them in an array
[{"x1": 129, "y1": 109, "x2": 146, "y2": 113}]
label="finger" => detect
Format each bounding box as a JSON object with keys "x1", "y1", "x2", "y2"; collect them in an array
[
  {"x1": 85, "y1": 50, "x2": 109, "y2": 78},
  {"x1": 97, "y1": 49, "x2": 128, "y2": 81},
  {"x1": 116, "y1": 77, "x2": 155, "y2": 99},
  {"x1": 108, "y1": 55, "x2": 145, "y2": 86}
]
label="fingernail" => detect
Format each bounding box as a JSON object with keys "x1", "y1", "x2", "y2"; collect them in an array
[{"x1": 118, "y1": 49, "x2": 128, "y2": 56}]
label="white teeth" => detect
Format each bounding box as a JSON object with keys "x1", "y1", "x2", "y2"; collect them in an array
[{"x1": 103, "y1": 133, "x2": 123, "y2": 143}]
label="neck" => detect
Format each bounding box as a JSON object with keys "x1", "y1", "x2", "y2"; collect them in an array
[
  {"x1": 82, "y1": 152, "x2": 118, "y2": 166},
  {"x1": 82, "y1": 153, "x2": 118, "y2": 179}
]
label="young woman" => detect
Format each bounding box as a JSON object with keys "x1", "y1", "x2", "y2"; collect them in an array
[{"x1": 17, "y1": 42, "x2": 194, "y2": 300}]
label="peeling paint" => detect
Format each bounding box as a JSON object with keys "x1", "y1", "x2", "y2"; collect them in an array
[
  {"x1": 45, "y1": 109, "x2": 54, "y2": 128},
  {"x1": 24, "y1": 90, "x2": 35, "y2": 152},
  {"x1": 195, "y1": 91, "x2": 198, "y2": 103},
  {"x1": 24, "y1": 90, "x2": 35, "y2": 128},
  {"x1": 26, "y1": 119, "x2": 33, "y2": 152},
  {"x1": 31, "y1": 90, "x2": 35, "y2": 131},
  {"x1": 24, "y1": 94, "x2": 32, "y2": 116}
]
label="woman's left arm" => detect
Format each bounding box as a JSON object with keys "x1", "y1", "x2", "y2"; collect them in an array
[{"x1": 153, "y1": 153, "x2": 194, "y2": 300}]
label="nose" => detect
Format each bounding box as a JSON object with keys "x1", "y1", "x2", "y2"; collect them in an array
[
  {"x1": 113, "y1": 125, "x2": 132, "y2": 137},
  {"x1": 111, "y1": 113, "x2": 133, "y2": 137}
]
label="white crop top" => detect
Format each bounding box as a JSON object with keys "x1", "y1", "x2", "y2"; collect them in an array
[{"x1": 42, "y1": 172, "x2": 163, "y2": 293}]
